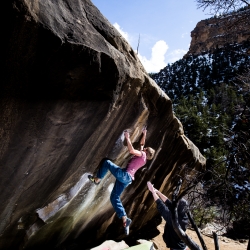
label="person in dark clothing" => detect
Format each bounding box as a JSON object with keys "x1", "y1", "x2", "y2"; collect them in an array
[{"x1": 147, "y1": 181, "x2": 189, "y2": 250}]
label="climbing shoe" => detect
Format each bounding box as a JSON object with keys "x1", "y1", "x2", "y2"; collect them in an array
[
  {"x1": 88, "y1": 175, "x2": 100, "y2": 185},
  {"x1": 124, "y1": 218, "x2": 132, "y2": 235}
]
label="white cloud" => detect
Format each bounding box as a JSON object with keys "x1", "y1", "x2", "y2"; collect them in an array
[
  {"x1": 112, "y1": 24, "x2": 187, "y2": 73},
  {"x1": 165, "y1": 49, "x2": 187, "y2": 64},
  {"x1": 181, "y1": 32, "x2": 188, "y2": 38},
  {"x1": 113, "y1": 22, "x2": 130, "y2": 42},
  {"x1": 138, "y1": 40, "x2": 169, "y2": 73}
]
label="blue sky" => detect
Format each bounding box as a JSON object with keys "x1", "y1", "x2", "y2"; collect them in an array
[{"x1": 91, "y1": 0, "x2": 211, "y2": 73}]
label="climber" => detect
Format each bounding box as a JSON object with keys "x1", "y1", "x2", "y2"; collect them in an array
[
  {"x1": 147, "y1": 181, "x2": 189, "y2": 250},
  {"x1": 88, "y1": 128, "x2": 155, "y2": 235}
]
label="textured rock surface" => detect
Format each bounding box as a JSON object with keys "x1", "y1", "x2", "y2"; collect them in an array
[
  {"x1": 186, "y1": 8, "x2": 250, "y2": 56},
  {"x1": 1, "y1": 0, "x2": 205, "y2": 249},
  {"x1": 90, "y1": 240, "x2": 129, "y2": 250}
]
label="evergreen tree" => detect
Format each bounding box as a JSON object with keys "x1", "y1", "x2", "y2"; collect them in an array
[{"x1": 151, "y1": 33, "x2": 250, "y2": 242}]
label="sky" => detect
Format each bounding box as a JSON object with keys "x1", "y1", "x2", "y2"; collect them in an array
[{"x1": 91, "y1": 0, "x2": 211, "y2": 73}]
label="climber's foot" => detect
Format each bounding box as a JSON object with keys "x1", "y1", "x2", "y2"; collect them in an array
[
  {"x1": 123, "y1": 217, "x2": 132, "y2": 235},
  {"x1": 88, "y1": 175, "x2": 100, "y2": 185}
]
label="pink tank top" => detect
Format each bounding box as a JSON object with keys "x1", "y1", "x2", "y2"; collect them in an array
[{"x1": 126, "y1": 151, "x2": 147, "y2": 180}]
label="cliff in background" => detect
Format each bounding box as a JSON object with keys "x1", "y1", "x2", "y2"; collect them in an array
[
  {"x1": 186, "y1": 7, "x2": 250, "y2": 57},
  {"x1": 150, "y1": 6, "x2": 250, "y2": 245},
  {"x1": 0, "y1": 0, "x2": 205, "y2": 249}
]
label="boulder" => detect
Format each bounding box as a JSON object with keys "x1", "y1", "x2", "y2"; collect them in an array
[
  {"x1": 0, "y1": 0, "x2": 206, "y2": 249},
  {"x1": 90, "y1": 240, "x2": 129, "y2": 250}
]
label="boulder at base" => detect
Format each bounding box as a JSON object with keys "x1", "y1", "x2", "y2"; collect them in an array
[
  {"x1": 127, "y1": 241, "x2": 154, "y2": 250},
  {"x1": 90, "y1": 240, "x2": 129, "y2": 250}
]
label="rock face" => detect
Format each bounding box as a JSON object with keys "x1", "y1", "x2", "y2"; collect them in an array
[
  {"x1": 186, "y1": 8, "x2": 250, "y2": 56},
  {"x1": 0, "y1": 0, "x2": 206, "y2": 249}
]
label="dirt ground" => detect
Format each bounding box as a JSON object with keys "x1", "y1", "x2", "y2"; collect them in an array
[{"x1": 150, "y1": 221, "x2": 249, "y2": 250}]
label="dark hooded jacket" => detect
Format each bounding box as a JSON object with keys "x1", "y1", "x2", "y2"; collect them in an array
[{"x1": 156, "y1": 198, "x2": 188, "y2": 249}]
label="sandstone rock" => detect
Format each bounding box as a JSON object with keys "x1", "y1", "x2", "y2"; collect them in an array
[
  {"x1": 126, "y1": 241, "x2": 154, "y2": 250},
  {"x1": 200, "y1": 223, "x2": 226, "y2": 236},
  {"x1": 186, "y1": 8, "x2": 250, "y2": 56},
  {"x1": 90, "y1": 240, "x2": 129, "y2": 250},
  {"x1": 136, "y1": 239, "x2": 156, "y2": 250},
  {"x1": 0, "y1": 0, "x2": 205, "y2": 249}
]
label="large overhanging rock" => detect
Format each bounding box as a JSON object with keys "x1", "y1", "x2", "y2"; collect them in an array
[{"x1": 1, "y1": 0, "x2": 206, "y2": 249}]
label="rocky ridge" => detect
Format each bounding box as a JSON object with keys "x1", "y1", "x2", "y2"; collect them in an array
[{"x1": 186, "y1": 7, "x2": 250, "y2": 56}]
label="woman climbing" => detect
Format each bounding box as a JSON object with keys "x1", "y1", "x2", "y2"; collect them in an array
[{"x1": 88, "y1": 128, "x2": 155, "y2": 235}]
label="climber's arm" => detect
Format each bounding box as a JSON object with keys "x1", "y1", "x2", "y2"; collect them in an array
[
  {"x1": 124, "y1": 131, "x2": 142, "y2": 157},
  {"x1": 147, "y1": 182, "x2": 171, "y2": 222},
  {"x1": 140, "y1": 128, "x2": 147, "y2": 150},
  {"x1": 155, "y1": 189, "x2": 168, "y2": 202}
]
